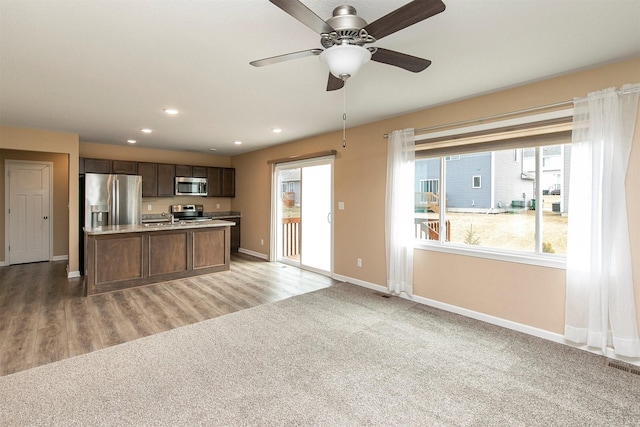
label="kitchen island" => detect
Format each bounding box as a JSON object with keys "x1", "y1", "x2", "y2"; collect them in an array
[{"x1": 83, "y1": 219, "x2": 235, "y2": 296}]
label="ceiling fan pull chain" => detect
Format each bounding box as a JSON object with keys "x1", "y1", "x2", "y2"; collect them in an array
[{"x1": 342, "y1": 84, "x2": 347, "y2": 148}]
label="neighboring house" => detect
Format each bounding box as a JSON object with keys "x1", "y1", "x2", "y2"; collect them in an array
[
  {"x1": 279, "y1": 169, "x2": 301, "y2": 206},
  {"x1": 415, "y1": 145, "x2": 570, "y2": 213}
]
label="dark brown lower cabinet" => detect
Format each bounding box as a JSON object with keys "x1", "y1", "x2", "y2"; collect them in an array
[
  {"x1": 229, "y1": 217, "x2": 240, "y2": 252},
  {"x1": 193, "y1": 228, "x2": 227, "y2": 268},
  {"x1": 148, "y1": 232, "x2": 188, "y2": 276},
  {"x1": 84, "y1": 226, "x2": 230, "y2": 295}
]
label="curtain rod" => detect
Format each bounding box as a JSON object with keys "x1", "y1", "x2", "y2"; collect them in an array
[
  {"x1": 383, "y1": 100, "x2": 572, "y2": 139},
  {"x1": 267, "y1": 149, "x2": 337, "y2": 165},
  {"x1": 383, "y1": 85, "x2": 640, "y2": 138}
]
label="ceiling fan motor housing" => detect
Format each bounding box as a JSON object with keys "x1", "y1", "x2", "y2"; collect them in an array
[{"x1": 321, "y1": 5, "x2": 373, "y2": 48}]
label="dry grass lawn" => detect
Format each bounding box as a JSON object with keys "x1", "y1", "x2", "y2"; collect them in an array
[
  {"x1": 445, "y1": 209, "x2": 567, "y2": 254},
  {"x1": 422, "y1": 196, "x2": 568, "y2": 254}
]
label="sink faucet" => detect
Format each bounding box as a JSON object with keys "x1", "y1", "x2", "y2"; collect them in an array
[{"x1": 161, "y1": 212, "x2": 175, "y2": 224}]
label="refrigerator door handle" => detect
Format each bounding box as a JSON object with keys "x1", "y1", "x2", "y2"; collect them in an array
[{"x1": 113, "y1": 176, "x2": 119, "y2": 225}]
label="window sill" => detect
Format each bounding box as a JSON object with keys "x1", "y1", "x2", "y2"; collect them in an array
[{"x1": 414, "y1": 240, "x2": 566, "y2": 269}]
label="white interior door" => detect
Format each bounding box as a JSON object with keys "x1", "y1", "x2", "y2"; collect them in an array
[
  {"x1": 7, "y1": 161, "x2": 51, "y2": 264},
  {"x1": 274, "y1": 158, "x2": 333, "y2": 275}
]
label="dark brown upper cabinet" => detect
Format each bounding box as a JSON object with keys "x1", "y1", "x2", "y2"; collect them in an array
[
  {"x1": 157, "y1": 163, "x2": 175, "y2": 197},
  {"x1": 207, "y1": 167, "x2": 222, "y2": 197},
  {"x1": 175, "y1": 164, "x2": 192, "y2": 177},
  {"x1": 137, "y1": 162, "x2": 158, "y2": 197},
  {"x1": 82, "y1": 158, "x2": 112, "y2": 174},
  {"x1": 221, "y1": 168, "x2": 235, "y2": 198},
  {"x1": 111, "y1": 160, "x2": 138, "y2": 175},
  {"x1": 207, "y1": 167, "x2": 235, "y2": 198},
  {"x1": 138, "y1": 163, "x2": 175, "y2": 197},
  {"x1": 176, "y1": 164, "x2": 208, "y2": 178},
  {"x1": 192, "y1": 166, "x2": 208, "y2": 178}
]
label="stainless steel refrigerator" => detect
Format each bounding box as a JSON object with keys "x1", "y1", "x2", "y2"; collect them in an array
[{"x1": 84, "y1": 173, "x2": 142, "y2": 228}]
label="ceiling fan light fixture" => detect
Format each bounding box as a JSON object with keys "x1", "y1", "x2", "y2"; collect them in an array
[{"x1": 320, "y1": 44, "x2": 371, "y2": 80}]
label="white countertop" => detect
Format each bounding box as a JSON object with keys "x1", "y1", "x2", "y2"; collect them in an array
[{"x1": 84, "y1": 219, "x2": 236, "y2": 235}]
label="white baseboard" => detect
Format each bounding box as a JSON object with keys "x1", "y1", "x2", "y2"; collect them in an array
[
  {"x1": 67, "y1": 271, "x2": 81, "y2": 279},
  {"x1": 0, "y1": 255, "x2": 68, "y2": 266},
  {"x1": 334, "y1": 273, "x2": 640, "y2": 368},
  {"x1": 238, "y1": 248, "x2": 268, "y2": 260},
  {"x1": 332, "y1": 273, "x2": 387, "y2": 293}
]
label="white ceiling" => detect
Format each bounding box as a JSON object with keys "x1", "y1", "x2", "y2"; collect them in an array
[{"x1": 1, "y1": 0, "x2": 639, "y2": 156}]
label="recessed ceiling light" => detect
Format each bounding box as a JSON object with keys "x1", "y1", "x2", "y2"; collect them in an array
[
  {"x1": 127, "y1": 139, "x2": 137, "y2": 144},
  {"x1": 271, "y1": 128, "x2": 282, "y2": 133},
  {"x1": 164, "y1": 108, "x2": 179, "y2": 115},
  {"x1": 140, "y1": 128, "x2": 152, "y2": 133},
  {"x1": 233, "y1": 140, "x2": 242, "y2": 145}
]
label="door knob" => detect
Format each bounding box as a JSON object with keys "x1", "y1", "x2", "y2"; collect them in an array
[{"x1": 43, "y1": 216, "x2": 48, "y2": 220}]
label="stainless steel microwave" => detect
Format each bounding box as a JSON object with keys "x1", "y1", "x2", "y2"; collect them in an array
[{"x1": 175, "y1": 177, "x2": 208, "y2": 196}]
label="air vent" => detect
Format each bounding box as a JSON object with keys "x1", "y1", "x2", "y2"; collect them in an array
[{"x1": 606, "y1": 360, "x2": 640, "y2": 376}]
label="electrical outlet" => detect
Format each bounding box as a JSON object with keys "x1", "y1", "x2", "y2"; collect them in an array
[
  {"x1": 338, "y1": 201, "x2": 345, "y2": 210},
  {"x1": 261, "y1": 239, "x2": 264, "y2": 246},
  {"x1": 357, "y1": 258, "x2": 362, "y2": 267},
  {"x1": 147, "y1": 204, "x2": 152, "y2": 211},
  {"x1": 216, "y1": 203, "x2": 220, "y2": 209}
]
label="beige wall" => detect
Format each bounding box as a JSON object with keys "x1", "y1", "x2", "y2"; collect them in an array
[
  {"x1": 231, "y1": 57, "x2": 640, "y2": 335},
  {"x1": 80, "y1": 141, "x2": 231, "y2": 166},
  {"x1": 0, "y1": 126, "x2": 79, "y2": 271}
]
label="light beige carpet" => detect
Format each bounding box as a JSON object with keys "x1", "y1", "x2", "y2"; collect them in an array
[{"x1": 1, "y1": 283, "x2": 638, "y2": 426}]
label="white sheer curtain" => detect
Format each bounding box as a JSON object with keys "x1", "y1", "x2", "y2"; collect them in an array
[
  {"x1": 385, "y1": 128, "x2": 415, "y2": 296},
  {"x1": 565, "y1": 84, "x2": 640, "y2": 358}
]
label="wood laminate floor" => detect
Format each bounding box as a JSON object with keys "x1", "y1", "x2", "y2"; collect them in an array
[{"x1": 0, "y1": 253, "x2": 339, "y2": 377}]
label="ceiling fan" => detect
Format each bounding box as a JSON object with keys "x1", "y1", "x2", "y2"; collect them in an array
[{"x1": 250, "y1": 0, "x2": 446, "y2": 91}]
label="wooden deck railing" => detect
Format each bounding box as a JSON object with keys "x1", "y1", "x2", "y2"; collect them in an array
[
  {"x1": 415, "y1": 219, "x2": 450, "y2": 242},
  {"x1": 282, "y1": 217, "x2": 300, "y2": 257},
  {"x1": 415, "y1": 192, "x2": 440, "y2": 213}
]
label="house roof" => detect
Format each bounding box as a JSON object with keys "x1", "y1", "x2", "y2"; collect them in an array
[{"x1": 1, "y1": 0, "x2": 639, "y2": 156}]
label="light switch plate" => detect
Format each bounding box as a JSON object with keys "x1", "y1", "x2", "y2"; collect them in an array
[{"x1": 338, "y1": 201, "x2": 345, "y2": 210}]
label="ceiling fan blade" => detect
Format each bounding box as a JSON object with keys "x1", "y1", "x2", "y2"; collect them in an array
[
  {"x1": 363, "y1": 0, "x2": 445, "y2": 41},
  {"x1": 371, "y1": 48, "x2": 431, "y2": 72},
  {"x1": 269, "y1": 0, "x2": 334, "y2": 34},
  {"x1": 326, "y1": 73, "x2": 345, "y2": 91},
  {"x1": 250, "y1": 49, "x2": 323, "y2": 67}
]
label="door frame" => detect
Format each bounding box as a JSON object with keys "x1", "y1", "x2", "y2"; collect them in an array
[
  {"x1": 4, "y1": 160, "x2": 54, "y2": 265},
  {"x1": 270, "y1": 156, "x2": 334, "y2": 276}
]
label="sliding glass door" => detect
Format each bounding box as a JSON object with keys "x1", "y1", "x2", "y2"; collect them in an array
[{"x1": 273, "y1": 157, "x2": 333, "y2": 275}]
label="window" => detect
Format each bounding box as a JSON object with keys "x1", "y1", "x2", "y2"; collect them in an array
[
  {"x1": 472, "y1": 175, "x2": 481, "y2": 188},
  {"x1": 420, "y1": 179, "x2": 439, "y2": 193},
  {"x1": 412, "y1": 110, "x2": 572, "y2": 265}
]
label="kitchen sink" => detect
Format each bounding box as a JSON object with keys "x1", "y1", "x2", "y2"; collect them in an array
[{"x1": 142, "y1": 219, "x2": 213, "y2": 227}]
